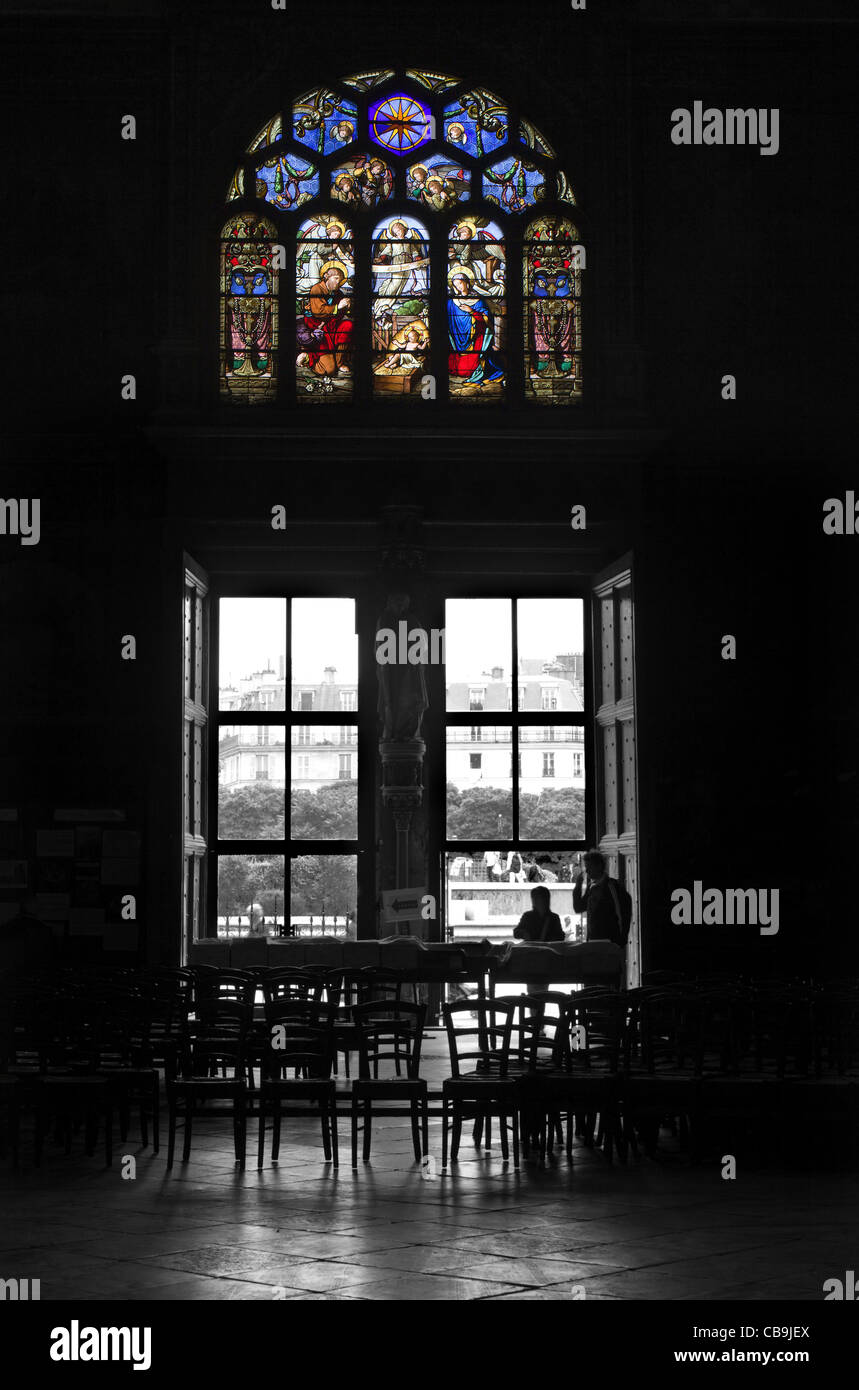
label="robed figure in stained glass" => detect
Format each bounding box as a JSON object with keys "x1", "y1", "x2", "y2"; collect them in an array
[
  {"x1": 447, "y1": 267, "x2": 504, "y2": 388},
  {"x1": 296, "y1": 260, "x2": 353, "y2": 378}
]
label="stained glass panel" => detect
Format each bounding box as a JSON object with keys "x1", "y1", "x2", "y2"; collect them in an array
[
  {"x1": 557, "y1": 170, "x2": 577, "y2": 206},
  {"x1": 483, "y1": 156, "x2": 546, "y2": 212},
  {"x1": 448, "y1": 218, "x2": 506, "y2": 400},
  {"x1": 247, "y1": 114, "x2": 282, "y2": 153},
  {"x1": 523, "y1": 216, "x2": 583, "y2": 404},
  {"x1": 520, "y1": 118, "x2": 555, "y2": 158},
  {"x1": 296, "y1": 216, "x2": 354, "y2": 402},
  {"x1": 226, "y1": 167, "x2": 244, "y2": 202},
  {"x1": 443, "y1": 89, "x2": 507, "y2": 157},
  {"x1": 255, "y1": 153, "x2": 317, "y2": 211},
  {"x1": 407, "y1": 153, "x2": 469, "y2": 209},
  {"x1": 342, "y1": 69, "x2": 395, "y2": 93},
  {"x1": 369, "y1": 93, "x2": 432, "y2": 155},
  {"x1": 220, "y1": 214, "x2": 278, "y2": 403},
  {"x1": 406, "y1": 68, "x2": 460, "y2": 93},
  {"x1": 293, "y1": 88, "x2": 358, "y2": 155},
  {"x1": 372, "y1": 215, "x2": 430, "y2": 398},
  {"x1": 330, "y1": 154, "x2": 394, "y2": 208}
]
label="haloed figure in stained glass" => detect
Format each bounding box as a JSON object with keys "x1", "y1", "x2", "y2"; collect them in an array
[
  {"x1": 447, "y1": 267, "x2": 505, "y2": 393},
  {"x1": 296, "y1": 260, "x2": 353, "y2": 382}
]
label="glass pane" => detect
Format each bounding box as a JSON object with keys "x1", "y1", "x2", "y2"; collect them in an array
[
  {"x1": 218, "y1": 726, "x2": 285, "y2": 840},
  {"x1": 524, "y1": 216, "x2": 583, "y2": 404},
  {"x1": 369, "y1": 93, "x2": 432, "y2": 155},
  {"x1": 448, "y1": 218, "x2": 506, "y2": 400},
  {"x1": 445, "y1": 851, "x2": 586, "y2": 945},
  {"x1": 291, "y1": 727, "x2": 358, "y2": 840},
  {"x1": 291, "y1": 599, "x2": 358, "y2": 705},
  {"x1": 293, "y1": 89, "x2": 357, "y2": 156},
  {"x1": 217, "y1": 854, "x2": 284, "y2": 938},
  {"x1": 296, "y1": 216, "x2": 354, "y2": 402},
  {"x1": 255, "y1": 152, "x2": 318, "y2": 210},
  {"x1": 407, "y1": 154, "x2": 470, "y2": 209},
  {"x1": 219, "y1": 598, "x2": 285, "y2": 711},
  {"x1": 519, "y1": 727, "x2": 586, "y2": 840},
  {"x1": 517, "y1": 599, "x2": 584, "y2": 710},
  {"x1": 220, "y1": 213, "x2": 279, "y2": 404},
  {"x1": 445, "y1": 600, "x2": 511, "y2": 710},
  {"x1": 290, "y1": 855, "x2": 357, "y2": 936},
  {"x1": 331, "y1": 153, "x2": 393, "y2": 209},
  {"x1": 446, "y1": 728, "x2": 512, "y2": 839},
  {"x1": 483, "y1": 156, "x2": 546, "y2": 212},
  {"x1": 371, "y1": 214, "x2": 430, "y2": 398},
  {"x1": 443, "y1": 89, "x2": 507, "y2": 157}
]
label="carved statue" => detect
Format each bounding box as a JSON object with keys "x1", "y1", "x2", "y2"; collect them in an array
[{"x1": 376, "y1": 591, "x2": 429, "y2": 741}]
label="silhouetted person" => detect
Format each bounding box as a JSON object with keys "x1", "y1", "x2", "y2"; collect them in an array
[
  {"x1": 513, "y1": 884, "x2": 565, "y2": 943},
  {"x1": 572, "y1": 850, "x2": 632, "y2": 946}
]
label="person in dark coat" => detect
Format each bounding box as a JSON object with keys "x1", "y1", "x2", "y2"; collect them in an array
[
  {"x1": 572, "y1": 850, "x2": 632, "y2": 946},
  {"x1": 513, "y1": 884, "x2": 565, "y2": 943}
]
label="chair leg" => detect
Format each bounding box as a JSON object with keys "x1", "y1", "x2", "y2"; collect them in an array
[
  {"x1": 271, "y1": 1102, "x2": 281, "y2": 1162},
  {"x1": 442, "y1": 1096, "x2": 449, "y2": 1170},
  {"x1": 452, "y1": 1105, "x2": 463, "y2": 1160},
  {"x1": 182, "y1": 1097, "x2": 193, "y2": 1164},
  {"x1": 351, "y1": 1098, "x2": 359, "y2": 1169},
  {"x1": 151, "y1": 1076, "x2": 160, "y2": 1154},
  {"x1": 410, "y1": 1100, "x2": 421, "y2": 1163},
  {"x1": 235, "y1": 1096, "x2": 246, "y2": 1169},
  {"x1": 511, "y1": 1108, "x2": 520, "y2": 1170},
  {"x1": 321, "y1": 1106, "x2": 332, "y2": 1161},
  {"x1": 167, "y1": 1097, "x2": 176, "y2": 1169},
  {"x1": 362, "y1": 1100, "x2": 372, "y2": 1162},
  {"x1": 472, "y1": 1114, "x2": 483, "y2": 1146},
  {"x1": 499, "y1": 1111, "x2": 510, "y2": 1161},
  {"x1": 329, "y1": 1098, "x2": 338, "y2": 1168},
  {"x1": 257, "y1": 1097, "x2": 266, "y2": 1170},
  {"x1": 421, "y1": 1098, "x2": 429, "y2": 1160}
]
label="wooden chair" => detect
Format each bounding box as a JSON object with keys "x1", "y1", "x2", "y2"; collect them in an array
[
  {"x1": 351, "y1": 1001, "x2": 427, "y2": 1168},
  {"x1": 166, "y1": 999, "x2": 250, "y2": 1168},
  {"x1": 441, "y1": 999, "x2": 519, "y2": 1170},
  {"x1": 256, "y1": 1000, "x2": 338, "y2": 1171}
]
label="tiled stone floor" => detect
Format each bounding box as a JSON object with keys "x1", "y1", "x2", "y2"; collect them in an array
[{"x1": 1, "y1": 1033, "x2": 855, "y2": 1301}]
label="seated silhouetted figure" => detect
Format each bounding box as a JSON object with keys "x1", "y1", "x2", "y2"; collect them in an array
[{"x1": 513, "y1": 885, "x2": 565, "y2": 944}]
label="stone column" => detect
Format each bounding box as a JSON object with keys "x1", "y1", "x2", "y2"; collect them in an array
[{"x1": 379, "y1": 739, "x2": 425, "y2": 889}]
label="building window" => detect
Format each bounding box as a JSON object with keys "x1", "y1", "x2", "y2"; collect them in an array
[
  {"x1": 542, "y1": 753, "x2": 555, "y2": 778},
  {"x1": 572, "y1": 752, "x2": 582, "y2": 777},
  {"x1": 541, "y1": 687, "x2": 558, "y2": 711},
  {"x1": 219, "y1": 69, "x2": 583, "y2": 407},
  {"x1": 214, "y1": 597, "x2": 361, "y2": 939},
  {"x1": 340, "y1": 689, "x2": 357, "y2": 711},
  {"x1": 469, "y1": 687, "x2": 485, "y2": 711},
  {"x1": 470, "y1": 726, "x2": 482, "y2": 742},
  {"x1": 470, "y1": 753, "x2": 482, "y2": 770}
]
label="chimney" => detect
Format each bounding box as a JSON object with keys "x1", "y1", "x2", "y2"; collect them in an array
[
  {"x1": 491, "y1": 666, "x2": 503, "y2": 680},
  {"x1": 324, "y1": 666, "x2": 336, "y2": 684},
  {"x1": 278, "y1": 654, "x2": 285, "y2": 680}
]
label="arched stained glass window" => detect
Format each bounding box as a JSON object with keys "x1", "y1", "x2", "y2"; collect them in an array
[{"x1": 218, "y1": 69, "x2": 583, "y2": 406}]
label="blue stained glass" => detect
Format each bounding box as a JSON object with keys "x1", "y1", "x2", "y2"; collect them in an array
[
  {"x1": 483, "y1": 157, "x2": 545, "y2": 213},
  {"x1": 369, "y1": 93, "x2": 432, "y2": 154},
  {"x1": 407, "y1": 153, "x2": 470, "y2": 209},
  {"x1": 293, "y1": 90, "x2": 358, "y2": 156},
  {"x1": 443, "y1": 90, "x2": 507, "y2": 158},
  {"x1": 255, "y1": 155, "x2": 318, "y2": 211}
]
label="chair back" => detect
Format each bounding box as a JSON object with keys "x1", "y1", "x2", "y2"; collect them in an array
[
  {"x1": 263, "y1": 999, "x2": 335, "y2": 1080},
  {"x1": 442, "y1": 999, "x2": 515, "y2": 1078},
  {"x1": 352, "y1": 1000, "x2": 426, "y2": 1080}
]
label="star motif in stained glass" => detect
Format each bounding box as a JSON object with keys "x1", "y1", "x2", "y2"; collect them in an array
[{"x1": 369, "y1": 94, "x2": 432, "y2": 154}]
